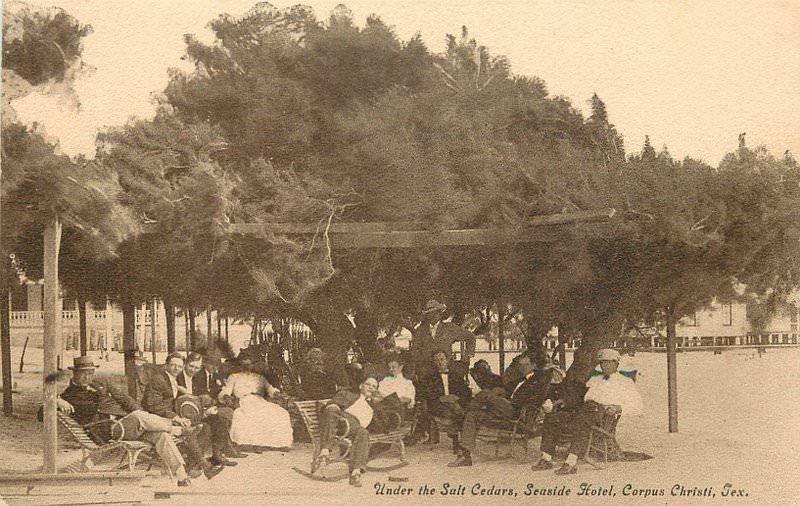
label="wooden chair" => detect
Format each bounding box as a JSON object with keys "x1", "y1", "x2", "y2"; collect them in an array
[
  {"x1": 292, "y1": 399, "x2": 412, "y2": 481},
  {"x1": 476, "y1": 405, "x2": 544, "y2": 460},
  {"x1": 583, "y1": 407, "x2": 623, "y2": 469},
  {"x1": 57, "y1": 412, "x2": 153, "y2": 473}
]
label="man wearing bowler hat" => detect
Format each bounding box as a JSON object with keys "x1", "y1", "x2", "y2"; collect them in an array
[
  {"x1": 55, "y1": 356, "x2": 196, "y2": 485},
  {"x1": 413, "y1": 299, "x2": 476, "y2": 374}
]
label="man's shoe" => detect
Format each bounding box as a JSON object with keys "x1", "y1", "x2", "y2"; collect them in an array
[
  {"x1": 447, "y1": 454, "x2": 473, "y2": 467},
  {"x1": 203, "y1": 464, "x2": 224, "y2": 480},
  {"x1": 177, "y1": 479, "x2": 191, "y2": 487},
  {"x1": 210, "y1": 456, "x2": 238, "y2": 467},
  {"x1": 554, "y1": 463, "x2": 577, "y2": 475},
  {"x1": 349, "y1": 472, "x2": 363, "y2": 487},
  {"x1": 187, "y1": 467, "x2": 202, "y2": 479},
  {"x1": 531, "y1": 459, "x2": 554, "y2": 471}
]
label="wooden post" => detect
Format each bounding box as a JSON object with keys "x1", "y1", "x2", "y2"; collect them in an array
[
  {"x1": 42, "y1": 217, "x2": 62, "y2": 473},
  {"x1": 666, "y1": 305, "x2": 679, "y2": 433},
  {"x1": 497, "y1": 302, "x2": 506, "y2": 373},
  {"x1": 216, "y1": 311, "x2": 221, "y2": 343},
  {"x1": 2, "y1": 285, "x2": 12, "y2": 415},
  {"x1": 18, "y1": 336, "x2": 29, "y2": 373},
  {"x1": 78, "y1": 298, "x2": 87, "y2": 356},
  {"x1": 150, "y1": 298, "x2": 157, "y2": 365},
  {"x1": 225, "y1": 317, "x2": 229, "y2": 343}
]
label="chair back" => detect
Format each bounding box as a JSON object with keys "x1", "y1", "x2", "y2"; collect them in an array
[
  {"x1": 294, "y1": 399, "x2": 330, "y2": 442},
  {"x1": 57, "y1": 411, "x2": 100, "y2": 450}
]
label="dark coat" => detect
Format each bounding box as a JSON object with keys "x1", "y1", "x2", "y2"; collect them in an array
[
  {"x1": 142, "y1": 371, "x2": 178, "y2": 419},
  {"x1": 413, "y1": 322, "x2": 477, "y2": 373},
  {"x1": 59, "y1": 379, "x2": 140, "y2": 425},
  {"x1": 508, "y1": 368, "x2": 558, "y2": 412},
  {"x1": 421, "y1": 368, "x2": 472, "y2": 410},
  {"x1": 472, "y1": 370, "x2": 504, "y2": 391},
  {"x1": 177, "y1": 369, "x2": 223, "y2": 399},
  {"x1": 300, "y1": 369, "x2": 337, "y2": 400}
]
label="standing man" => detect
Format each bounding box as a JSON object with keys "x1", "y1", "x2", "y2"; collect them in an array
[
  {"x1": 413, "y1": 300, "x2": 476, "y2": 375},
  {"x1": 177, "y1": 352, "x2": 239, "y2": 466},
  {"x1": 142, "y1": 353, "x2": 223, "y2": 480},
  {"x1": 54, "y1": 356, "x2": 194, "y2": 486}
]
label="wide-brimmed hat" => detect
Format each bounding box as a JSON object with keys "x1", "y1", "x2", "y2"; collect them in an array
[
  {"x1": 597, "y1": 348, "x2": 621, "y2": 362},
  {"x1": 68, "y1": 356, "x2": 98, "y2": 371},
  {"x1": 422, "y1": 299, "x2": 447, "y2": 314}
]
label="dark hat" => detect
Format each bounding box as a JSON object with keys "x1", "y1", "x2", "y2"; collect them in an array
[{"x1": 68, "y1": 356, "x2": 98, "y2": 371}]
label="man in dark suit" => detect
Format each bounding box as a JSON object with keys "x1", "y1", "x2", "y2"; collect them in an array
[
  {"x1": 450, "y1": 353, "x2": 562, "y2": 466},
  {"x1": 177, "y1": 352, "x2": 239, "y2": 466},
  {"x1": 142, "y1": 353, "x2": 222, "y2": 480},
  {"x1": 318, "y1": 376, "x2": 379, "y2": 488},
  {"x1": 469, "y1": 359, "x2": 503, "y2": 391},
  {"x1": 420, "y1": 351, "x2": 472, "y2": 449}
]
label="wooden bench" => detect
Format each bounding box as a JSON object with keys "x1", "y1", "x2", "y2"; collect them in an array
[
  {"x1": 57, "y1": 412, "x2": 153, "y2": 473},
  {"x1": 292, "y1": 399, "x2": 412, "y2": 481}
]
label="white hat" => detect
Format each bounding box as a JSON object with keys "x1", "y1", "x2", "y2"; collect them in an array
[{"x1": 597, "y1": 348, "x2": 621, "y2": 362}]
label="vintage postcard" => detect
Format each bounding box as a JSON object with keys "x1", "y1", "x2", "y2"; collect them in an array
[{"x1": 1, "y1": 1, "x2": 798, "y2": 504}]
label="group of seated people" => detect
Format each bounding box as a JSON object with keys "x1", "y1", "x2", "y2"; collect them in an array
[
  {"x1": 54, "y1": 350, "x2": 295, "y2": 487},
  {"x1": 52, "y1": 338, "x2": 641, "y2": 489},
  {"x1": 311, "y1": 345, "x2": 642, "y2": 486}
]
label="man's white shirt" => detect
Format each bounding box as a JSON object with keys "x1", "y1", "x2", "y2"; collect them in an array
[{"x1": 346, "y1": 394, "x2": 374, "y2": 428}]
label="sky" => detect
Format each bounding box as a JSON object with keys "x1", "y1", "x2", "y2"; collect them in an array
[{"x1": 10, "y1": 0, "x2": 800, "y2": 165}]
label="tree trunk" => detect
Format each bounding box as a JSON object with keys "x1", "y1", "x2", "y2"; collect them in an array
[
  {"x1": 225, "y1": 317, "x2": 229, "y2": 343},
  {"x1": 188, "y1": 309, "x2": 196, "y2": 351},
  {"x1": 666, "y1": 305, "x2": 679, "y2": 433},
  {"x1": 164, "y1": 301, "x2": 176, "y2": 354},
  {"x1": 498, "y1": 302, "x2": 506, "y2": 373},
  {"x1": 206, "y1": 306, "x2": 212, "y2": 342},
  {"x1": 121, "y1": 302, "x2": 138, "y2": 398},
  {"x1": 183, "y1": 309, "x2": 189, "y2": 350},
  {"x1": 42, "y1": 217, "x2": 62, "y2": 473},
  {"x1": 78, "y1": 298, "x2": 87, "y2": 356},
  {"x1": 217, "y1": 311, "x2": 221, "y2": 343},
  {"x1": 354, "y1": 311, "x2": 380, "y2": 363},
  {"x1": 2, "y1": 286, "x2": 12, "y2": 415},
  {"x1": 149, "y1": 298, "x2": 157, "y2": 364}
]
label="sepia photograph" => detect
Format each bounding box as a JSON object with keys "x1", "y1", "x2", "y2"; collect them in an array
[{"x1": 1, "y1": 1, "x2": 799, "y2": 504}]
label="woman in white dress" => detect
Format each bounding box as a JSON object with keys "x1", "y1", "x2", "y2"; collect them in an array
[{"x1": 219, "y1": 367, "x2": 294, "y2": 449}]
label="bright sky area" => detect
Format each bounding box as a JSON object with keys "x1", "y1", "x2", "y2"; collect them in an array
[{"x1": 11, "y1": 0, "x2": 800, "y2": 165}]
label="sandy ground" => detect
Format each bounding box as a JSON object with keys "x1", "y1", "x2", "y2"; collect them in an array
[{"x1": 1, "y1": 346, "x2": 799, "y2": 505}]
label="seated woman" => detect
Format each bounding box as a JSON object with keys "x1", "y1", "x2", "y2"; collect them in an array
[
  {"x1": 377, "y1": 356, "x2": 416, "y2": 408},
  {"x1": 219, "y1": 358, "x2": 294, "y2": 451}
]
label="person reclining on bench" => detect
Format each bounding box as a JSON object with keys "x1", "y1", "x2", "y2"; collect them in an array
[
  {"x1": 318, "y1": 376, "x2": 380, "y2": 488},
  {"x1": 532, "y1": 348, "x2": 642, "y2": 475},
  {"x1": 53, "y1": 356, "x2": 196, "y2": 486}
]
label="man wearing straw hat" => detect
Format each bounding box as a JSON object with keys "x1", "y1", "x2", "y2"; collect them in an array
[
  {"x1": 55, "y1": 356, "x2": 197, "y2": 486},
  {"x1": 531, "y1": 348, "x2": 642, "y2": 475}
]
